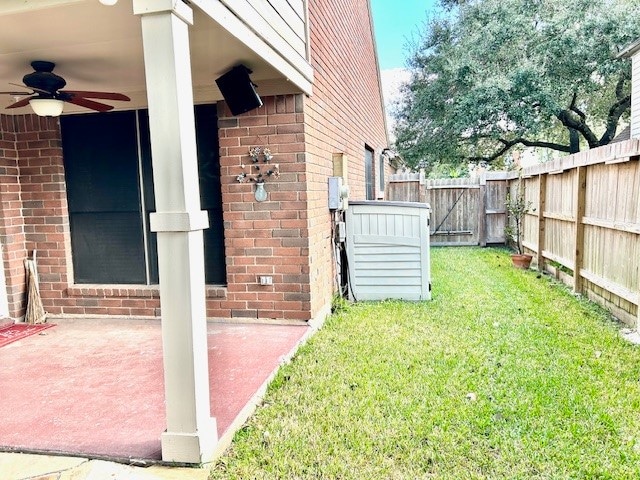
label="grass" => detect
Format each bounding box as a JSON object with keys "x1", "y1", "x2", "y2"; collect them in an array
[{"x1": 210, "y1": 247, "x2": 640, "y2": 479}]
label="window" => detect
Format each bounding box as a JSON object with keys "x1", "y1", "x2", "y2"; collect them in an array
[
  {"x1": 61, "y1": 105, "x2": 226, "y2": 285},
  {"x1": 365, "y1": 145, "x2": 375, "y2": 200},
  {"x1": 378, "y1": 152, "x2": 385, "y2": 196}
]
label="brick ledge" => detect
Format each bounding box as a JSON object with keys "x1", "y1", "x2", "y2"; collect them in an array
[{"x1": 65, "y1": 285, "x2": 227, "y2": 299}]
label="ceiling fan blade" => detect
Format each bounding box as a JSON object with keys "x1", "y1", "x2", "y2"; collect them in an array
[
  {"x1": 9, "y1": 82, "x2": 50, "y2": 95},
  {"x1": 65, "y1": 96, "x2": 114, "y2": 112},
  {"x1": 61, "y1": 90, "x2": 130, "y2": 101},
  {"x1": 6, "y1": 97, "x2": 34, "y2": 109},
  {"x1": 0, "y1": 91, "x2": 31, "y2": 95}
]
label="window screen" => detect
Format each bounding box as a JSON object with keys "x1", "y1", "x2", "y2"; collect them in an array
[
  {"x1": 365, "y1": 145, "x2": 375, "y2": 200},
  {"x1": 61, "y1": 106, "x2": 226, "y2": 285}
]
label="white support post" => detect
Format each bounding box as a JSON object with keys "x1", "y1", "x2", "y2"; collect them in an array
[{"x1": 133, "y1": 0, "x2": 217, "y2": 464}]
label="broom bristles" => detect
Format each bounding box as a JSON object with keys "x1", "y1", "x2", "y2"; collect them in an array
[{"x1": 24, "y1": 256, "x2": 46, "y2": 325}]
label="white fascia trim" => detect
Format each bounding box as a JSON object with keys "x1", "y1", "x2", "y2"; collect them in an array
[
  {"x1": 618, "y1": 37, "x2": 640, "y2": 59},
  {"x1": 189, "y1": 0, "x2": 313, "y2": 96},
  {"x1": 366, "y1": 0, "x2": 391, "y2": 147}
]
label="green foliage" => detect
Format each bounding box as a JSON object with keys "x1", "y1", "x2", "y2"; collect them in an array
[
  {"x1": 504, "y1": 184, "x2": 534, "y2": 254},
  {"x1": 395, "y1": 0, "x2": 640, "y2": 170},
  {"x1": 330, "y1": 292, "x2": 350, "y2": 314},
  {"x1": 210, "y1": 248, "x2": 640, "y2": 479},
  {"x1": 427, "y1": 161, "x2": 469, "y2": 179}
]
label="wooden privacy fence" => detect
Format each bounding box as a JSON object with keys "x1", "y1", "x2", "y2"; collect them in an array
[
  {"x1": 386, "y1": 171, "x2": 508, "y2": 246},
  {"x1": 511, "y1": 138, "x2": 640, "y2": 328}
]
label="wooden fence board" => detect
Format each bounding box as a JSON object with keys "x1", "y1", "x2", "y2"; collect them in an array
[
  {"x1": 485, "y1": 177, "x2": 508, "y2": 244},
  {"x1": 387, "y1": 172, "x2": 508, "y2": 246},
  {"x1": 515, "y1": 139, "x2": 640, "y2": 328},
  {"x1": 387, "y1": 147, "x2": 640, "y2": 327},
  {"x1": 428, "y1": 184, "x2": 481, "y2": 245}
]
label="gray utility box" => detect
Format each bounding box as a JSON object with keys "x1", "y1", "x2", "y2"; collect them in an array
[{"x1": 345, "y1": 201, "x2": 431, "y2": 301}]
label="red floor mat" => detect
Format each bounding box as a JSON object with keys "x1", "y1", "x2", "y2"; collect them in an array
[{"x1": 0, "y1": 324, "x2": 55, "y2": 348}]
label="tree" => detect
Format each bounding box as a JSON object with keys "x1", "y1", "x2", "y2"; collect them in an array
[{"x1": 394, "y1": 0, "x2": 640, "y2": 170}]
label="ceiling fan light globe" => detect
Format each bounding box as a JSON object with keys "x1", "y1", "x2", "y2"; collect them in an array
[
  {"x1": 99, "y1": 0, "x2": 118, "y2": 5},
  {"x1": 29, "y1": 98, "x2": 64, "y2": 117}
]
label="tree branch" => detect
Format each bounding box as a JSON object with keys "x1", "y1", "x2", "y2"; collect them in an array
[
  {"x1": 569, "y1": 92, "x2": 586, "y2": 121},
  {"x1": 556, "y1": 109, "x2": 599, "y2": 148},
  {"x1": 468, "y1": 137, "x2": 571, "y2": 162},
  {"x1": 597, "y1": 73, "x2": 631, "y2": 145},
  {"x1": 600, "y1": 93, "x2": 631, "y2": 145},
  {"x1": 616, "y1": 71, "x2": 629, "y2": 100}
]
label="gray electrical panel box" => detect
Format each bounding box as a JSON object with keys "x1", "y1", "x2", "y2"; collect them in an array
[
  {"x1": 328, "y1": 177, "x2": 349, "y2": 210},
  {"x1": 328, "y1": 177, "x2": 341, "y2": 210}
]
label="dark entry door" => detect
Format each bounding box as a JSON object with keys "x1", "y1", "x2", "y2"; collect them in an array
[{"x1": 195, "y1": 104, "x2": 226, "y2": 284}]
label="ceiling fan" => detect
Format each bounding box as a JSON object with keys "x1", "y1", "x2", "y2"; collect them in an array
[{"x1": 1, "y1": 61, "x2": 130, "y2": 116}]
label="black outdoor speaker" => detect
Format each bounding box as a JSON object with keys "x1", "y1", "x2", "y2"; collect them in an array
[{"x1": 215, "y1": 64, "x2": 263, "y2": 116}]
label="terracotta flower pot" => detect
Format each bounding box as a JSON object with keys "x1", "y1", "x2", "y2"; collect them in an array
[{"x1": 511, "y1": 253, "x2": 533, "y2": 269}]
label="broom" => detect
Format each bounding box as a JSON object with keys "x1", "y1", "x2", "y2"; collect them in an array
[{"x1": 24, "y1": 250, "x2": 46, "y2": 325}]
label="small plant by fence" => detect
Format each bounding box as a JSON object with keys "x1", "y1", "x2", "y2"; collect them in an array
[
  {"x1": 512, "y1": 138, "x2": 640, "y2": 328},
  {"x1": 386, "y1": 138, "x2": 640, "y2": 328}
]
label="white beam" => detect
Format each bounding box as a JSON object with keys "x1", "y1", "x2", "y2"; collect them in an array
[{"x1": 133, "y1": 0, "x2": 217, "y2": 464}]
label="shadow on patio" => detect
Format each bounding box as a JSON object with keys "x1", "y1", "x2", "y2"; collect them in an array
[{"x1": 0, "y1": 319, "x2": 309, "y2": 464}]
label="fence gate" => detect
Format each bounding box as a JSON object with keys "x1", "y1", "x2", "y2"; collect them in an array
[
  {"x1": 427, "y1": 179, "x2": 480, "y2": 246},
  {"x1": 386, "y1": 171, "x2": 508, "y2": 247}
]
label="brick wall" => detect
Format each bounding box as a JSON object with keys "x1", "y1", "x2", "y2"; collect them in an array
[
  {"x1": 303, "y1": 0, "x2": 389, "y2": 314},
  {"x1": 0, "y1": 115, "x2": 29, "y2": 319},
  {"x1": 16, "y1": 115, "x2": 71, "y2": 318},
  {"x1": 216, "y1": 96, "x2": 312, "y2": 321},
  {"x1": 0, "y1": 0, "x2": 388, "y2": 324},
  {"x1": 2, "y1": 104, "x2": 313, "y2": 323},
  {"x1": 0, "y1": 113, "x2": 163, "y2": 320}
]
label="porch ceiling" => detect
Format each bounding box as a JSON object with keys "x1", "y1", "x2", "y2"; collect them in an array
[{"x1": 0, "y1": 0, "x2": 306, "y2": 115}]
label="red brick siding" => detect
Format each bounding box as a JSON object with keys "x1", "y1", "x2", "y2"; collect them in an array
[
  {"x1": 0, "y1": 0, "x2": 388, "y2": 324},
  {"x1": 16, "y1": 116, "x2": 70, "y2": 317},
  {"x1": 216, "y1": 96, "x2": 312, "y2": 321},
  {"x1": 303, "y1": 0, "x2": 389, "y2": 314},
  {"x1": 0, "y1": 114, "x2": 160, "y2": 319},
  {"x1": 2, "y1": 104, "x2": 311, "y2": 322},
  {"x1": 0, "y1": 115, "x2": 29, "y2": 319}
]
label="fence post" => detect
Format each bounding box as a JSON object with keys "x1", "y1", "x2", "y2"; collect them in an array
[
  {"x1": 573, "y1": 167, "x2": 586, "y2": 294},
  {"x1": 537, "y1": 173, "x2": 546, "y2": 271},
  {"x1": 637, "y1": 276, "x2": 640, "y2": 330},
  {"x1": 478, "y1": 174, "x2": 487, "y2": 247}
]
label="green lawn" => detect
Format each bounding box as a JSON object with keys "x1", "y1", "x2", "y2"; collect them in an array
[{"x1": 210, "y1": 247, "x2": 640, "y2": 479}]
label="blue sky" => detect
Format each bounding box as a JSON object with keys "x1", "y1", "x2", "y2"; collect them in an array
[{"x1": 370, "y1": 0, "x2": 439, "y2": 70}]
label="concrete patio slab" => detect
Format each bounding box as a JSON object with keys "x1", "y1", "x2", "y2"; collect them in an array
[
  {"x1": 0, "y1": 319, "x2": 309, "y2": 466},
  {"x1": 0, "y1": 452, "x2": 86, "y2": 480},
  {"x1": 0, "y1": 452, "x2": 210, "y2": 480}
]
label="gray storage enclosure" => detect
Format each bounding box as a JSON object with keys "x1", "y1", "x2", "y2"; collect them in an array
[{"x1": 345, "y1": 201, "x2": 431, "y2": 301}]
